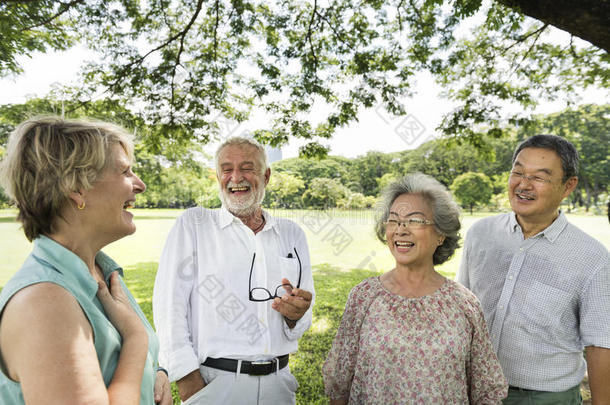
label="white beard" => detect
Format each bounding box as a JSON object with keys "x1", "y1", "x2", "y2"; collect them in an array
[{"x1": 219, "y1": 180, "x2": 266, "y2": 217}]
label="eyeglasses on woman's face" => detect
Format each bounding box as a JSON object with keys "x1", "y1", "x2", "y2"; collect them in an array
[
  {"x1": 248, "y1": 248, "x2": 302, "y2": 302},
  {"x1": 384, "y1": 217, "x2": 435, "y2": 231}
]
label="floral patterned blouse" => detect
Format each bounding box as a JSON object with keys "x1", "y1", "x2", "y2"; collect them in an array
[{"x1": 322, "y1": 277, "x2": 507, "y2": 404}]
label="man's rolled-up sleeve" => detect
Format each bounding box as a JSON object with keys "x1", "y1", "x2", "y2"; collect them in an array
[{"x1": 153, "y1": 214, "x2": 200, "y2": 382}]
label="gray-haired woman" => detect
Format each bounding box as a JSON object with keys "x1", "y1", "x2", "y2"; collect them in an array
[
  {"x1": 323, "y1": 173, "x2": 507, "y2": 404},
  {"x1": 0, "y1": 116, "x2": 171, "y2": 404}
]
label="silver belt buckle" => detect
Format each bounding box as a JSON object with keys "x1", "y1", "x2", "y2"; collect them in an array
[
  {"x1": 250, "y1": 359, "x2": 274, "y2": 376},
  {"x1": 251, "y1": 360, "x2": 272, "y2": 365}
]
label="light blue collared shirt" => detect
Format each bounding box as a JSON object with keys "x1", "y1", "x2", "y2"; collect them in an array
[{"x1": 458, "y1": 211, "x2": 610, "y2": 391}]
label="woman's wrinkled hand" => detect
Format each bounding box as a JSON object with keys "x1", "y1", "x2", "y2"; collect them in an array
[{"x1": 96, "y1": 271, "x2": 146, "y2": 339}]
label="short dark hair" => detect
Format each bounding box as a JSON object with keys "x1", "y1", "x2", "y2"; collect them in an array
[{"x1": 512, "y1": 134, "x2": 579, "y2": 182}]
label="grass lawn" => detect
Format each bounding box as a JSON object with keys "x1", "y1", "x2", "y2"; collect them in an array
[
  {"x1": 2, "y1": 208, "x2": 608, "y2": 286},
  {"x1": 0, "y1": 208, "x2": 607, "y2": 403}
]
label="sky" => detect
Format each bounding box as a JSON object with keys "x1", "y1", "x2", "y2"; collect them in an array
[{"x1": 0, "y1": 39, "x2": 606, "y2": 160}]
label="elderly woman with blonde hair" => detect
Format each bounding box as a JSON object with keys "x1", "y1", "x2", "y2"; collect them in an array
[
  {"x1": 323, "y1": 173, "x2": 507, "y2": 404},
  {"x1": 0, "y1": 116, "x2": 171, "y2": 404}
]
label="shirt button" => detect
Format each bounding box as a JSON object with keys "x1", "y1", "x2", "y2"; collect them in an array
[
  {"x1": 508, "y1": 275, "x2": 513, "y2": 280},
  {"x1": 499, "y1": 305, "x2": 504, "y2": 310},
  {"x1": 519, "y1": 248, "x2": 524, "y2": 251}
]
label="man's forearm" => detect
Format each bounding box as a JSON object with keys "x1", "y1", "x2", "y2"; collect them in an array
[
  {"x1": 176, "y1": 369, "x2": 206, "y2": 402},
  {"x1": 586, "y1": 346, "x2": 610, "y2": 404}
]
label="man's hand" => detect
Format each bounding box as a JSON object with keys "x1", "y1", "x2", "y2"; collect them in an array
[
  {"x1": 271, "y1": 278, "x2": 313, "y2": 327},
  {"x1": 154, "y1": 370, "x2": 172, "y2": 405},
  {"x1": 176, "y1": 369, "x2": 206, "y2": 402}
]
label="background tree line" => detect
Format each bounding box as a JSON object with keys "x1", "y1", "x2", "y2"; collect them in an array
[{"x1": 1, "y1": 98, "x2": 607, "y2": 213}]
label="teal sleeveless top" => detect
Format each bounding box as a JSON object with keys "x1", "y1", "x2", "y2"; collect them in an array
[{"x1": 0, "y1": 236, "x2": 159, "y2": 404}]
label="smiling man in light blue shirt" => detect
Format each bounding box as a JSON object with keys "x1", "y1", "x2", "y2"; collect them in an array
[{"x1": 458, "y1": 134, "x2": 610, "y2": 404}]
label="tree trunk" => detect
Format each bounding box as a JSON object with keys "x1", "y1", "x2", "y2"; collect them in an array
[{"x1": 498, "y1": 0, "x2": 610, "y2": 52}]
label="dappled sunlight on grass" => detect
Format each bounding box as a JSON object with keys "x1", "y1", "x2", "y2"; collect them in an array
[{"x1": 310, "y1": 317, "x2": 331, "y2": 334}]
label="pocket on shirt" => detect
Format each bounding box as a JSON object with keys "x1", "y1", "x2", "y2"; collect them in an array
[
  {"x1": 278, "y1": 257, "x2": 301, "y2": 288},
  {"x1": 521, "y1": 281, "x2": 571, "y2": 329}
]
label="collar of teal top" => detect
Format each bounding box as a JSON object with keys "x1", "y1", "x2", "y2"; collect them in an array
[{"x1": 32, "y1": 235, "x2": 123, "y2": 298}]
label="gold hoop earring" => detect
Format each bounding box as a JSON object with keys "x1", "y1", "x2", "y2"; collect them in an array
[{"x1": 78, "y1": 202, "x2": 85, "y2": 210}]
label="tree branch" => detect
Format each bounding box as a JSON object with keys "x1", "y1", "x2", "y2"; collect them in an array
[
  {"x1": 305, "y1": 0, "x2": 319, "y2": 72},
  {"x1": 502, "y1": 23, "x2": 548, "y2": 54},
  {"x1": 396, "y1": 0, "x2": 406, "y2": 32},
  {"x1": 498, "y1": 0, "x2": 610, "y2": 52},
  {"x1": 213, "y1": 0, "x2": 220, "y2": 63},
  {"x1": 408, "y1": 0, "x2": 424, "y2": 23},
  {"x1": 568, "y1": 35, "x2": 578, "y2": 58},
  {"x1": 316, "y1": 9, "x2": 353, "y2": 52},
  {"x1": 517, "y1": 23, "x2": 547, "y2": 63},
  {"x1": 108, "y1": 0, "x2": 204, "y2": 91},
  {"x1": 18, "y1": 0, "x2": 84, "y2": 32}
]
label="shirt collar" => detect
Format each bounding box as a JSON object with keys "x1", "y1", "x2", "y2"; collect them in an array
[
  {"x1": 219, "y1": 205, "x2": 279, "y2": 235},
  {"x1": 509, "y1": 212, "x2": 520, "y2": 233},
  {"x1": 541, "y1": 210, "x2": 568, "y2": 242},
  {"x1": 509, "y1": 210, "x2": 568, "y2": 242},
  {"x1": 219, "y1": 205, "x2": 235, "y2": 228},
  {"x1": 33, "y1": 235, "x2": 123, "y2": 298}
]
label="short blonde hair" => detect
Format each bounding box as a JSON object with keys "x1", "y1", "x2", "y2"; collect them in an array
[{"x1": 0, "y1": 116, "x2": 135, "y2": 241}]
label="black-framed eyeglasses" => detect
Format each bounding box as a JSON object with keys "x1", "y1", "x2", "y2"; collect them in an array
[{"x1": 249, "y1": 248, "x2": 302, "y2": 302}]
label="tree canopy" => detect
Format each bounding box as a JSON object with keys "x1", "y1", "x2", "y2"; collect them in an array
[
  {"x1": 0, "y1": 95, "x2": 607, "y2": 212},
  {"x1": 1, "y1": 0, "x2": 607, "y2": 156}
]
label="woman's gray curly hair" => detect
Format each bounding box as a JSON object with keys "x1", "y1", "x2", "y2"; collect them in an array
[{"x1": 375, "y1": 173, "x2": 461, "y2": 265}]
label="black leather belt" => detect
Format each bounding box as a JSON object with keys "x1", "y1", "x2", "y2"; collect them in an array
[{"x1": 202, "y1": 355, "x2": 289, "y2": 376}]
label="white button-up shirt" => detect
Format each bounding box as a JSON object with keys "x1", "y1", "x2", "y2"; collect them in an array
[
  {"x1": 153, "y1": 206, "x2": 315, "y2": 382},
  {"x1": 458, "y1": 211, "x2": 610, "y2": 391}
]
